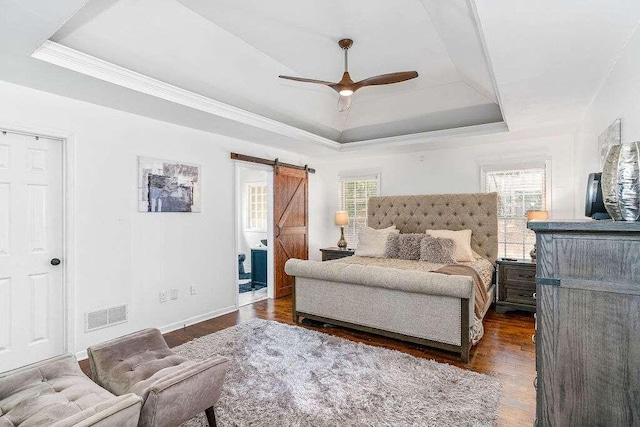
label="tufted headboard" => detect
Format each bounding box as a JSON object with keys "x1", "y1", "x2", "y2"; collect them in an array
[{"x1": 367, "y1": 193, "x2": 499, "y2": 264}]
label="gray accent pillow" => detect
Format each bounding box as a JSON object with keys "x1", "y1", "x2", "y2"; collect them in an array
[
  {"x1": 385, "y1": 234, "x2": 400, "y2": 258},
  {"x1": 420, "y1": 237, "x2": 457, "y2": 264},
  {"x1": 385, "y1": 233, "x2": 424, "y2": 260}
]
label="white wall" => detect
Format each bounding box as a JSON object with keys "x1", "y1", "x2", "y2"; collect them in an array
[
  {"x1": 574, "y1": 23, "x2": 640, "y2": 216},
  {"x1": 311, "y1": 134, "x2": 576, "y2": 251},
  {"x1": 0, "y1": 81, "x2": 312, "y2": 355}
]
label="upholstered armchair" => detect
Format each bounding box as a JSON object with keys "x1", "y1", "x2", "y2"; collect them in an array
[
  {"x1": 0, "y1": 354, "x2": 142, "y2": 427},
  {"x1": 87, "y1": 328, "x2": 229, "y2": 427}
]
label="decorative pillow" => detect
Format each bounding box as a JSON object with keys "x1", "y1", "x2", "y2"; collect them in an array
[
  {"x1": 425, "y1": 229, "x2": 475, "y2": 262},
  {"x1": 385, "y1": 234, "x2": 400, "y2": 258},
  {"x1": 355, "y1": 226, "x2": 399, "y2": 258},
  {"x1": 385, "y1": 233, "x2": 424, "y2": 260},
  {"x1": 420, "y1": 237, "x2": 457, "y2": 264}
]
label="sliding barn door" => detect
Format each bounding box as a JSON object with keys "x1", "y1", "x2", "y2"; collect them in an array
[{"x1": 274, "y1": 166, "x2": 308, "y2": 298}]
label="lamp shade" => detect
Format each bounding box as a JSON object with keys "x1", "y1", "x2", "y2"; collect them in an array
[
  {"x1": 527, "y1": 210, "x2": 549, "y2": 222},
  {"x1": 334, "y1": 211, "x2": 349, "y2": 226}
]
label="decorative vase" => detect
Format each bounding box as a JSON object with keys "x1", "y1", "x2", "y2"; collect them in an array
[{"x1": 601, "y1": 142, "x2": 640, "y2": 221}]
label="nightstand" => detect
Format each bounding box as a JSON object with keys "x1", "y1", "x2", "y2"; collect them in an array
[
  {"x1": 320, "y1": 247, "x2": 355, "y2": 261},
  {"x1": 495, "y1": 258, "x2": 536, "y2": 313}
]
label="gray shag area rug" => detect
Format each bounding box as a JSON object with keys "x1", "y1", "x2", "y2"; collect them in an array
[{"x1": 176, "y1": 319, "x2": 499, "y2": 427}]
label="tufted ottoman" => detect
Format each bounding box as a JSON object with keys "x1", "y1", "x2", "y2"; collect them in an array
[
  {"x1": 0, "y1": 354, "x2": 142, "y2": 427},
  {"x1": 87, "y1": 328, "x2": 229, "y2": 427}
]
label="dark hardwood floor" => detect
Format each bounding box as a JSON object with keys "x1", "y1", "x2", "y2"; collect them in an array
[{"x1": 80, "y1": 297, "x2": 535, "y2": 426}]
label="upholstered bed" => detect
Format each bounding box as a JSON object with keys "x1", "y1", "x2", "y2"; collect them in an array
[{"x1": 285, "y1": 193, "x2": 498, "y2": 362}]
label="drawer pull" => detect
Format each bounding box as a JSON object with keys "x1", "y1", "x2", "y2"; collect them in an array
[
  {"x1": 532, "y1": 334, "x2": 536, "y2": 344},
  {"x1": 533, "y1": 376, "x2": 537, "y2": 390},
  {"x1": 533, "y1": 292, "x2": 536, "y2": 300}
]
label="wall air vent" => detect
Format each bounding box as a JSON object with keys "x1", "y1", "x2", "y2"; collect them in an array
[{"x1": 85, "y1": 304, "x2": 129, "y2": 332}]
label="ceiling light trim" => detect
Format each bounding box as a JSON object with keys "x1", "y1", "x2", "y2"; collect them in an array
[{"x1": 32, "y1": 40, "x2": 341, "y2": 150}]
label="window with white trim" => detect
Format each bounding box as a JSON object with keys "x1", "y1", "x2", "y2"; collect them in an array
[
  {"x1": 247, "y1": 183, "x2": 268, "y2": 231},
  {"x1": 483, "y1": 164, "x2": 548, "y2": 259},
  {"x1": 339, "y1": 174, "x2": 380, "y2": 248}
]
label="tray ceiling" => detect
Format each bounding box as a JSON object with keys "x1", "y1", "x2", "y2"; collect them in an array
[
  {"x1": 49, "y1": 0, "x2": 503, "y2": 143},
  {"x1": 1, "y1": 0, "x2": 638, "y2": 153}
]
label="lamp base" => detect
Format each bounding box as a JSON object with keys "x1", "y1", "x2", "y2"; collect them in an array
[{"x1": 337, "y1": 226, "x2": 348, "y2": 249}]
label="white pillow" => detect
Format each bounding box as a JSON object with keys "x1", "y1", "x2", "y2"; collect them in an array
[
  {"x1": 355, "y1": 226, "x2": 399, "y2": 258},
  {"x1": 425, "y1": 229, "x2": 475, "y2": 262}
]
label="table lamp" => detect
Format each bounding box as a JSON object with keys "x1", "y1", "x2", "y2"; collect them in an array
[
  {"x1": 527, "y1": 210, "x2": 549, "y2": 261},
  {"x1": 335, "y1": 211, "x2": 349, "y2": 249}
]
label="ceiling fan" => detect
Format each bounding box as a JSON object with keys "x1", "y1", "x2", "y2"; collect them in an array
[{"x1": 279, "y1": 39, "x2": 419, "y2": 112}]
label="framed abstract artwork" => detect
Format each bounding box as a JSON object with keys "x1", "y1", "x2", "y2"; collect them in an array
[{"x1": 138, "y1": 156, "x2": 201, "y2": 212}]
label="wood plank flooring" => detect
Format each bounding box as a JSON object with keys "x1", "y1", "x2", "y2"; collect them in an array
[{"x1": 80, "y1": 297, "x2": 535, "y2": 426}]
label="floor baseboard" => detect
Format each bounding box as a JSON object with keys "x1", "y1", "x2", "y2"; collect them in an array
[{"x1": 74, "y1": 304, "x2": 238, "y2": 361}]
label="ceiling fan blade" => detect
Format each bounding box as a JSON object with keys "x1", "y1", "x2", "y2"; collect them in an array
[
  {"x1": 337, "y1": 95, "x2": 352, "y2": 112},
  {"x1": 355, "y1": 71, "x2": 419, "y2": 89},
  {"x1": 279, "y1": 75, "x2": 337, "y2": 87}
]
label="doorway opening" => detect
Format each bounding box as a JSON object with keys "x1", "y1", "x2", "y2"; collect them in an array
[{"x1": 235, "y1": 163, "x2": 274, "y2": 307}]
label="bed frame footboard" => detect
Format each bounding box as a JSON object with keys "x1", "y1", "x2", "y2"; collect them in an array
[{"x1": 292, "y1": 278, "x2": 471, "y2": 363}]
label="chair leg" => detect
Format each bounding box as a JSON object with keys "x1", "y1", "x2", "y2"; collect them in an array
[{"x1": 205, "y1": 406, "x2": 217, "y2": 427}]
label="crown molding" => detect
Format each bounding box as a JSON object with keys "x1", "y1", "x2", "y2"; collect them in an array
[
  {"x1": 338, "y1": 121, "x2": 508, "y2": 151},
  {"x1": 32, "y1": 41, "x2": 341, "y2": 150},
  {"x1": 468, "y1": 0, "x2": 510, "y2": 131}
]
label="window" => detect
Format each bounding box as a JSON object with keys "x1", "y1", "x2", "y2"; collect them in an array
[
  {"x1": 247, "y1": 184, "x2": 268, "y2": 231},
  {"x1": 483, "y1": 165, "x2": 548, "y2": 259},
  {"x1": 339, "y1": 174, "x2": 380, "y2": 247}
]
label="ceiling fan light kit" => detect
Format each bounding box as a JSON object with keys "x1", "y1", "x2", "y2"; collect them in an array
[{"x1": 279, "y1": 39, "x2": 418, "y2": 111}]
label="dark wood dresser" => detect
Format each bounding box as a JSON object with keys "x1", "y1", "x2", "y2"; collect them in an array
[
  {"x1": 319, "y1": 247, "x2": 355, "y2": 261},
  {"x1": 496, "y1": 258, "x2": 536, "y2": 313},
  {"x1": 529, "y1": 220, "x2": 640, "y2": 426}
]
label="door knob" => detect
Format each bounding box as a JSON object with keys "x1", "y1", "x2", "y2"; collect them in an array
[{"x1": 50, "y1": 258, "x2": 61, "y2": 266}]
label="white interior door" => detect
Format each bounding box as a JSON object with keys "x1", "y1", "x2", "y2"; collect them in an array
[{"x1": 0, "y1": 131, "x2": 64, "y2": 372}]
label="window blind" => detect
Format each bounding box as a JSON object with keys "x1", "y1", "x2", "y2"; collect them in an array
[
  {"x1": 484, "y1": 167, "x2": 547, "y2": 259},
  {"x1": 339, "y1": 175, "x2": 379, "y2": 247}
]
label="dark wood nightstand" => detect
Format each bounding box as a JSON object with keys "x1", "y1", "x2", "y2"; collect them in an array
[
  {"x1": 495, "y1": 258, "x2": 536, "y2": 313},
  {"x1": 320, "y1": 247, "x2": 355, "y2": 261}
]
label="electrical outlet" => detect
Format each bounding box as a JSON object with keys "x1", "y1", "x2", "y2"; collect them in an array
[
  {"x1": 159, "y1": 291, "x2": 167, "y2": 303},
  {"x1": 190, "y1": 285, "x2": 198, "y2": 295},
  {"x1": 170, "y1": 288, "x2": 179, "y2": 300}
]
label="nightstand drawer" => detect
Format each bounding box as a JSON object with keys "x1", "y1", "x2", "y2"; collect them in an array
[
  {"x1": 320, "y1": 247, "x2": 355, "y2": 261},
  {"x1": 503, "y1": 264, "x2": 536, "y2": 284},
  {"x1": 505, "y1": 287, "x2": 536, "y2": 305},
  {"x1": 496, "y1": 259, "x2": 537, "y2": 313},
  {"x1": 324, "y1": 254, "x2": 349, "y2": 261}
]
